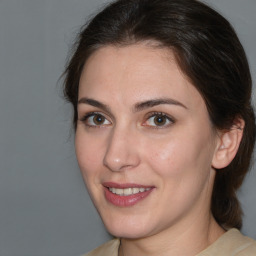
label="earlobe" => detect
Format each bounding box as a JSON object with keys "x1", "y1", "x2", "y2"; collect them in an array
[{"x1": 212, "y1": 119, "x2": 244, "y2": 169}]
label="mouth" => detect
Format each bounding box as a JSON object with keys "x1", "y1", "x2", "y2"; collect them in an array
[
  {"x1": 103, "y1": 182, "x2": 154, "y2": 207},
  {"x1": 108, "y1": 187, "x2": 151, "y2": 196}
]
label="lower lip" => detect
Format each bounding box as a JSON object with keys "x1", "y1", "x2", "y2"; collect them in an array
[{"x1": 104, "y1": 187, "x2": 154, "y2": 207}]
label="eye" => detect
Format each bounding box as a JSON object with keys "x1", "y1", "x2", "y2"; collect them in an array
[
  {"x1": 81, "y1": 113, "x2": 111, "y2": 127},
  {"x1": 143, "y1": 113, "x2": 174, "y2": 128}
]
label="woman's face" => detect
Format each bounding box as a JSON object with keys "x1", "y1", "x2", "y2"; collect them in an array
[{"x1": 76, "y1": 44, "x2": 219, "y2": 239}]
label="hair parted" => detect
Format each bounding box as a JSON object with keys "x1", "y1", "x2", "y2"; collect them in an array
[{"x1": 63, "y1": 0, "x2": 256, "y2": 229}]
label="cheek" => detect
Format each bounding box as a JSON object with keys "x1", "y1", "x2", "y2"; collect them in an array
[
  {"x1": 146, "y1": 129, "x2": 214, "y2": 179},
  {"x1": 75, "y1": 131, "x2": 104, "y2": 179},
  {"x1": 147, "y1": 141, "x2": 178, "y2": 174}
]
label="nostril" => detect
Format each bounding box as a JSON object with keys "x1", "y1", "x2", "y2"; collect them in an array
[{"x1": 103, "y1": 130, "x2": 140, "y2": 171}]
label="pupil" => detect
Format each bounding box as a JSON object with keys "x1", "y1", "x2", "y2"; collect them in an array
[
  {"x1": 154, "y1": 116, "x2": 166, "y2": 125},
  {"x1": 94, "y1": 115, "x2": 104, "y2": 124}
]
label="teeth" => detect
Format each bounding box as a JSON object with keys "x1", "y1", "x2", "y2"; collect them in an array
[{"x1": 108, "y1": 187, "x2": 150, "y2": 196}]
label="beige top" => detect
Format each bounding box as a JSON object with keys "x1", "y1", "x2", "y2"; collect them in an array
[{"x1": 83, "y1": 229, "x2": 256, "y2": 256}]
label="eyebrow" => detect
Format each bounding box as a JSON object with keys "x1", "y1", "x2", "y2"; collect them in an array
[
  {"x1": 78, "y1": 97, "x2": 187, "y2": 113},
  {"x1": 78, "y1": 98, "x2": 111, "y2": 113},
  {"x1": 133, "y1": 98, "x2": 187, "y2": 112}
]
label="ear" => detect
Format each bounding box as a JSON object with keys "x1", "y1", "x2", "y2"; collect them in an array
[{"x1": 212, "y1": 118, "x2": 244, "y2": 169}]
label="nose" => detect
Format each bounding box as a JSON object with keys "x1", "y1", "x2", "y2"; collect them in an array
[{"x1": 103, "y1": 126, "x2": 140, "y2": 172}]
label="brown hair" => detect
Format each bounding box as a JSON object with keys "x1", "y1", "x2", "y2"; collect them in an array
[{"x1": 63, "y1": 0, "x2": 256, "y2": 229}]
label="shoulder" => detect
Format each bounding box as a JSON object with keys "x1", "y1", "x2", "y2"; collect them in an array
[
  {"x1": 223, "y1": 229, "x2": 256, "y2": 255},
  {"x1": 198, "y1": 229, "x2": 256, "y2": 256},
  {"x1": 235, "y1": 232, "x2": 256, "y2": 256},
  {"x1": 82, "y1": 239, "x2": 120, "y2": 256}
]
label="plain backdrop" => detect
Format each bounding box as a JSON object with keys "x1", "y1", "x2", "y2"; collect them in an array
[{"x1": 0, "y1": 0, "x2": 255, "y2": 255}]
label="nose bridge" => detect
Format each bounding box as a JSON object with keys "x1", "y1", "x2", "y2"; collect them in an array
[{"x1": 103, "y1": 124, "x2": 139, "y2": 172}]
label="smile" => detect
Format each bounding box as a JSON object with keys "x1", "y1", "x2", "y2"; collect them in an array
[
  {"x1": 108, "y1": 187, "x2": 151, "y2": 196},
  {"x1": 103, "y1": 183, "x2": 154, "y2": 207}
]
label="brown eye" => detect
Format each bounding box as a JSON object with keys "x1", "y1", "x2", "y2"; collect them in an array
[
  {"x1": 143, "y1": 113, "x2": 174, "y2": 128},
  {"x1": 153, "y1": 115, "x2": 167, "y2": 126},
  {"x1": 93, "y1": 114, "x2": 105, "y2": 125},
  {"x1": 83, "y1": 113, "x2": 111, "y2": 127}
]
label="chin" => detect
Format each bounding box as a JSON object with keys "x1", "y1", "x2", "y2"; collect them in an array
[
  {"x1": 101, "y1": 213, "x2": 154, "y2": 239},
  {"x1": 106, "y1": 226, "x2": 149, "y2": 239}
]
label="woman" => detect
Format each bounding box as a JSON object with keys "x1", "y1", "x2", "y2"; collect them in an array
[{"x1": 63, "y1": 0, "x2": 256, "y2": 255}]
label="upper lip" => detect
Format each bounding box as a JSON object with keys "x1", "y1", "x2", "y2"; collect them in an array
[{"x1": 102, "y1": 182, "x2": 154, "y2": 189}]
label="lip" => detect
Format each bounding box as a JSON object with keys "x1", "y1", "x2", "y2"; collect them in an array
[{"x1": 103, "y1": 182, "x2": 155, "y2": 207}]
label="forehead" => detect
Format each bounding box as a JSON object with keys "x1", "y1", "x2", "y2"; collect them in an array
[{"x1": 78, "y1": 44, "x2": 204, "y2": 109}]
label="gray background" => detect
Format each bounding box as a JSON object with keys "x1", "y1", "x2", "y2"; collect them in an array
[{"x1": 0, "y1": 0, "x2": 255, "y2": 255}]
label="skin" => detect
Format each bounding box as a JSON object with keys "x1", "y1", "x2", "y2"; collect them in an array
[{"x1": 76, "y1": 43, "x2": 225, "y2": 256}]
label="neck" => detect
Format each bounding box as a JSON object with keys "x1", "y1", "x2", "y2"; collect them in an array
[{"x1": 119, "y1": 214, "x2": 225, "y2": 256}]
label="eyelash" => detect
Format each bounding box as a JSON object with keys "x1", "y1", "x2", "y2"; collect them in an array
[
  {"x1": 143, "y1": 112, "x2": 175, "y2": 128},
  {"x1": 80, "y1": 112, "x2": 111, "y2": 128},
  {"x1": 79, "y1": 111, "x2": 175, "y2": 128}
]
